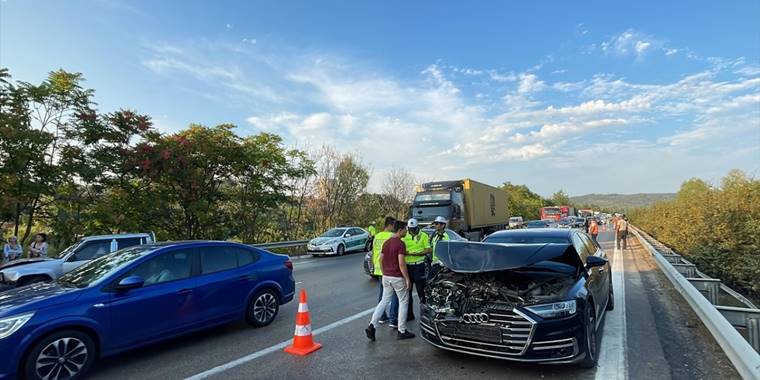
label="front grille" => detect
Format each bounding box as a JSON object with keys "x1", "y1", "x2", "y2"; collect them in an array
[{"x1": 431, "y1": 308, "x2": 536, "y2": 357}]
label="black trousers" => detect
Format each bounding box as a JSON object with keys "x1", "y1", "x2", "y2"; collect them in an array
[{"x1": 406, "y1": 263, "x2": 427, "y2": 319}]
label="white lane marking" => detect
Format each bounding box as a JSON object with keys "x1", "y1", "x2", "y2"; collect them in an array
[
  {"x1": 596, "y1": 245, "x2": 628, "y2": 380},
  {"x1": 184, "y1": 307, "x2": 375, "y2": 380}
]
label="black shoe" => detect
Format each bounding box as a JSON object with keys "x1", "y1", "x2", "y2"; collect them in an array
[
  {"x1": 365, "y1": 324, "x2": 376, "y2": 341},
  {"x1": 397, "y1": 330, "x2": 416, "y2": 340}
]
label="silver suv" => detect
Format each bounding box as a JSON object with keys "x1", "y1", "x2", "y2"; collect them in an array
[{"x1": 0, "y1": 233, "x2": 154, "y2": 287}]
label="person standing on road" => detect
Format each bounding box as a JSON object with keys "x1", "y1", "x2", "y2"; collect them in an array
[
  {"x1": 399, "y1": 218, "x2": 431, "y2": 322},
  {"x1": 372, "y1": 217, "x2": 396, "y2": 324},
  {"x1": 28, "y1": 233, "x2": 48, "y2": 258},
  {"x1": 430, "y1": 216, "x2": 450, "y2": 265},
  {"x1": 589, "y1": 219, "x2": 599, "y2": 243},
  {"x1": 366, "y1": 220, "x2": 416, "y2": 341},
  {"x1": 3, "y1": 236, "x2": 22, "y2": 262},
  {"x1": 615, "y1": 215, "x2": 629, "y2": 250},
  {"x1": 367, "y1": 222, "x2": 377, "y2": 249}
]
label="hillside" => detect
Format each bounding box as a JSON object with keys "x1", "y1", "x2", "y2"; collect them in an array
[{"x1": 569, "y1": 193, "x2": 675, "y2": 211}]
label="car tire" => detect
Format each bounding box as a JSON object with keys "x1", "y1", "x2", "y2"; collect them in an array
[
  {"x1": 606, "y1": 274, "x2": 615, "y2": 311},
  {"x1": 24, "y1": 329, "x2": 96, "y2": 380},
  {"x1": 579, "y1": 303, "x2": 599, "y2": 369},
  {"x1": 246, "y1": 289, "x2": 280, "y2": 327},
  {"x1": 337, "y1": 244, "x2": 345, "y2": 256},
  {"x1": 18, "y1": 275, "x2": 50, "y2": 287}
]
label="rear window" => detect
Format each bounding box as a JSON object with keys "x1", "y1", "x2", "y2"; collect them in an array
[
  {"x1": 484, "y1": 235, "x2": 569, "y2": 244},
  {"x1": 117, "y1": 237, "x2": 144, "y2": 250},
  {"x1": 200, "y1": 246, "x2": 238, "y2": 274}
]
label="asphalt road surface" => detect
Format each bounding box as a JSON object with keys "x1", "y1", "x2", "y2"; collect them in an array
[{"x1": 88, "y1": 229, "x2": 739, "y2": 380}]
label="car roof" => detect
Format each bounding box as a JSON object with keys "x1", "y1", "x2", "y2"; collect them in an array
[
  {"x1": 137, "y1": 240, "x2": 254, "y2": 249},
  {"x1": 488, "y1": 228, "x2": 573, "y2": 239},
  {"x1": 81, "y1": 233, "x2": 152, "y2": 241}
]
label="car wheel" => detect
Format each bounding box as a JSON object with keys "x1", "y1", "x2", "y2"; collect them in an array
[
  {"x1": 18, "y1": 275, "x2": 50, "y2": 287},
  {"x1": 579, "y1": 303, "x2": 599, "y2": 369},
  {"x1": 24, "y1": 330, "x2": 96, "y2": 380},
  {"x1": 246, "y1": 289, "x2": 280, "y2": 327},
  {"x1": 606, "y1": 274, "x2": 615, "y2": 311},
  {"x1": 337, "y1": 244, "x2": 345, "y2": 256}
]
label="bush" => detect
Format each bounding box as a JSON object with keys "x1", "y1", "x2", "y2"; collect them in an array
[{"x1": 630, "y1": 170, "x2": 760, "y2": 299}]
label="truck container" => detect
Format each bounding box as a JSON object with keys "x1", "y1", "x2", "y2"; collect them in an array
[{"x1": 410, "y1": 178, "x2": 508, "y2": 240}]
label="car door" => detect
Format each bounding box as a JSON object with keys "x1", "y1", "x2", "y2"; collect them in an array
[
  {"x1": 345, "y1": 228, "x2": 364, "y2": 252},
  {"x1": 194, "y1": 245, "x2": 250, "y2": 323},
  {"x1": 572, "y1": 233, "x2": 602, "y2": 317},
  {"x1": 582, "y1": 233, "x2": 611, "y2": 308},
  {"x1": 107, "y1": 248, "x2": 196, "y2": 349},
  {"x1": 62, "y1": 239, "x2": 114, "y2": 274}
]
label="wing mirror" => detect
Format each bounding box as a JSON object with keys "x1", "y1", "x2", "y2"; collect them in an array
[
  {"x1": 585, "y1": 256, "x2": 608, "y2": 269},
  {"x1": 115, "y1": 275, "x2": 144, "y2": 291}
]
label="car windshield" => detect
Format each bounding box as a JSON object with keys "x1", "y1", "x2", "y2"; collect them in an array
[
  {"x1": 414, "y1": 192, "x2": 451, "y2": 202},
  {"x1": 57, "y1": 246, "x2": 154, "y2": 288},
  {"x1": 57, "y1": 242, "x2": 81, "y2": 259},
  {"x1": 509, "y1": 217, "x2": 522, "y2": 222},
  {"x1": 484, "y1": 235, "x2": 569, "y2": 244},
  {"x1": 527, "y1": 221, "x2": 546, "y2": 227},
  {"x1": 321, "y1": 228, "x2": 346, "y2": 238}
]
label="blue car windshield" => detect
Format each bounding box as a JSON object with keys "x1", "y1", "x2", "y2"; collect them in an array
[
  {"x1": 321, "y1": 228, "x2": 346, "y2": 238},
  {"x1": 57, "y1": 246, "x2": 153, "y2": 288}
]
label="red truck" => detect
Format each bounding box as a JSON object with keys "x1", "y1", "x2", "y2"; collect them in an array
[
  {"x1": 560, "y1": 205, "x2": 576, "y2": 218},
  {"x1": 539, "y1": 206, "x2": 562, "y2": 221}
]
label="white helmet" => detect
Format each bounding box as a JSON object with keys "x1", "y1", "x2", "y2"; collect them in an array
[
  {"x1": 434, "y1": 216, "x2": 448, "y2": 224},
  {"x1": 407, "y1": 218, "x2": 419, "y2": 228}
]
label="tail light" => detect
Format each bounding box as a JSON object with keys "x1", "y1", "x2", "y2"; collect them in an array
[{"x1": 284, "y1": 260, "x2": 293, "y2": 271}]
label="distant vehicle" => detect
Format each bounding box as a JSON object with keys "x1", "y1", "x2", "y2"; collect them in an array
[
  {"x1": 539, "y1": 206, "x2": 562, "y2": 221},
  {"x1": 508, "y1": 216, "x2": 525, "y2": 229},
  {"x1": 307, "y1": 227, "x2": 370, "y2": 256},
  {"x1": 560, "y1": 205, "x2": 577, "y2": 218},
  {"x1": 0, "y1": 241, "x2": 295, "y2": 380},
  {"x1": 579, "y1": 209, "x2": 593, "y2": 218},
  {"x1": 558, "y1": 217, "x2": 574, "y2": 229},
  {"x1": 421, "y1": 228, "x2": 613, "y2": 368},
  {"x1": 363, "y1": 228, "x2": 465, "y2": 278},
  {"x1": 526, "y1": 220, "x2": 550, "y2": 229},
  {"x1": 570, "y1": 216, "x2": 586, "y2": 228},
  {"x1": 0, "y1": 233, "x2": 155, "y2": 288},
  {"x1": 410, "y1": 179, "x2": 508, "y2": 241}
]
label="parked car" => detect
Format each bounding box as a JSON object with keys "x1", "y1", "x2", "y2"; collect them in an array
[
  {"x1": 307, "y1": 227, "x2": 370, "y2": 256},
  {"x1": 363, "y1": 228, "x2": 465, "y2": 278},
  {"x1": 0, "y1": 241, "x2": 294, "y2": 380},
  {"x1": 526, "y1": 220, "x2": 550, "y2": 229},
  {"x1": 420, "y1": 228, "x2": 613, "y2": 368},
  {"x1": 0, "y1": 233, "x2": 154, "y2": 288},
  {"x1": 508, "y1": 216, "x2": 525, "y2": 229}
]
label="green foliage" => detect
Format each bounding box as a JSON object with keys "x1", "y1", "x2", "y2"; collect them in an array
[
  {"x1": 630, "y1": 170, "x2": 760, "y2": 299},
  {"x1": 501, "y1": 182, "x2": 546, "y2": 220},
  {"x1": 570, "y1": 193, "x2": 675, "y2": 211},
  {"x1": 551, "y1": 190, "x2": 570, "y2": 206}
]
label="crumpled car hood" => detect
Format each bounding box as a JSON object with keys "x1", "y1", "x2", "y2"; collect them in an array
[
  {"x1": 434, "y1": 241, "x2": 582, "y2": 272},
  {"x1": 0, "y1": 258, "x2": 54, "y2": 270}
]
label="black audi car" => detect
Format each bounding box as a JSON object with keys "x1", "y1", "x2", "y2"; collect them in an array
[{"x1": 420, "y1": 228, "x2": 613, "y2": 368}]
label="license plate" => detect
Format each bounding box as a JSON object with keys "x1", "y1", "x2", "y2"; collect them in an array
[{"x1": 437, "y1": 323, "x2": 503, "y2": 343}]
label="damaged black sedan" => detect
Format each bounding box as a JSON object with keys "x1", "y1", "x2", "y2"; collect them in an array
[{"x1": 420, "y1": 229, "x2": 613, "y2": 368}]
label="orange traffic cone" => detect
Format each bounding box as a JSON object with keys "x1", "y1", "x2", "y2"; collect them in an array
[{"x1": 284, "y1": 289, "x2": 322, "y2": 356}]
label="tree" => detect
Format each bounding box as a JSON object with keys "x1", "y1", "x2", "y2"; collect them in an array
[
  {"x1": 502, "y1": 182, "x2": 545, "y2": 220},
  {"x1": 551, "y1": 190, "x2": 570, "y2": 206},
  {"x1": 311, "y1": 146, "x2": 370, "y2": 231},
  {"x1": 381, "y1": 167, "x2": 417, "y2": 219}
]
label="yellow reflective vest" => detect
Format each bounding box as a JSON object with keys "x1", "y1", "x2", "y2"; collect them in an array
[
  {"x1": 430, "y1": 231, "x2": 450, "y2": 264},
  {"x1": 367, "y1": 225, "x2": 377, "y2": 237},
  {"x1": 402, "y1": 232, "x2": 430, "y2": 265},
  {"x1": 372, "y1": 231, "x2": 393, "y2": 276}
]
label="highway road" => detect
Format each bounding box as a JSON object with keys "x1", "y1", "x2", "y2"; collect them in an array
[{"x1": 88, "y1": 230, "x2": 740, "y2": 380}]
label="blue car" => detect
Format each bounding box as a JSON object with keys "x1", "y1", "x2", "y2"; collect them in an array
[{"x1": 0, "y1": 241, "x2": 295, "y2": 380}]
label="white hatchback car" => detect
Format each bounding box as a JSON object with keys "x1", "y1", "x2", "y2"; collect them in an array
[{"x1": 307, "y1": 227, "x2": 370, "y2": 256}]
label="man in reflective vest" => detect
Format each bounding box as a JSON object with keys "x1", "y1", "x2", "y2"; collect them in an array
[
  {"x1": 396, "y1": 218, "x2": 431, "y2": 321},
  {"x1": 430, "y1": 216, "x2": 450, "y2": 264},
  {"x1": 366, "y1": 222, "x2": 377, "y2": 249},
  {"x1": 372, "y1": 216, "x2": 396, "y2": 323}
]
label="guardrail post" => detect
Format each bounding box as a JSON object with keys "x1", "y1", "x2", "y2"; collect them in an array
[
  {"x1": 749, "y1": 315, "x2": 760, "y2": 353},
  {"x1": 706, "y1": 281, "x2": 721, "y2": 305},
  {"x1": 671, "y1": 263, "x2": 697, "y2": 278}
]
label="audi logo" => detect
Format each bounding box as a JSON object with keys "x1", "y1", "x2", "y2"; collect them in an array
[{"x1": 461, "y1": 313, "x2": 489, "y2": 324}]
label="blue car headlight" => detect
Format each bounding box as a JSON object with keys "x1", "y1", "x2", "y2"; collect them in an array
[
  {"x1": 525, "y1": 300, "x2": 577, "y2": 319},
  {"x1": 0, "y1": 312, "x2": 34, "y2": 339}
]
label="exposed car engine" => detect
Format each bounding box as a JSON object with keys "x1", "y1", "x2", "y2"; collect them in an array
[{"x1": 425, "y1": 268, "x2": 575, "y2": 318}]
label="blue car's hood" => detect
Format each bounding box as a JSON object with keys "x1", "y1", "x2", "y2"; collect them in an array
[{"x1": 0, "y1": 282, "x2": 82, "y2": 316}]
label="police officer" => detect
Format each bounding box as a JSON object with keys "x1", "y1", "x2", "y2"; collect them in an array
[
  {"x1": 430, "y1": 216, "x2": 450, "y2": 264},
  {"x1": 400, "y1": 218, "x2": 431, "y2": 321},
  {"x1": 366, "y1": 221, "x2": 377, "y2": 249}
]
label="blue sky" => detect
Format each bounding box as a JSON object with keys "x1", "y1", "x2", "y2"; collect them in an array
[{"x1": 2, "y1": 0, "x2": 759, "y2": 196}]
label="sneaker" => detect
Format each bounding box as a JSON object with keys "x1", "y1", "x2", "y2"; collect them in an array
[
  {"x1": 365, "y1": 324, "x2": 376, "y2": 341},
  {"x1": 397, "y1": 330, "x2": 416, "y2": 340},
  {"x1": 389, "y1": 323, "x2": 398, "y2": 329},
  {"x1": 378, "y1": 316, "x2": 389, "y2": 324}
]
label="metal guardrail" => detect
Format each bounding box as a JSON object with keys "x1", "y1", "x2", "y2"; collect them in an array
[
  {"x1": 631, "y1": 226, "x2": 760, "y2": 379},
  {"x1": 251, "y1": 240, "x2": 309, "y2": 250}
]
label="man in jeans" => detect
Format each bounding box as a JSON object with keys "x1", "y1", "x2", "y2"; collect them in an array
[
  {"x1": 616, "y1": 215, "x2": 629, "y2": 250},
  {"x1": 366, "y1": 221, "x2": 416, "y2": 341}
]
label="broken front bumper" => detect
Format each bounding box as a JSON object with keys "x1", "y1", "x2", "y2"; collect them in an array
[{"x1": 419, "y1": 304, "x2": 585, "y2": 364}]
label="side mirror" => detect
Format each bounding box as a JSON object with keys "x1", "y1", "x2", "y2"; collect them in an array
[
  {"x1": 115, "y1": 275, "x2": 144, "y2": 291},
  {"x1": 585, "y1": 256, "x2": 607, "y2": 269},
  {"x1": 345, "y1": 233, "x2": 352, "y2": 237}
]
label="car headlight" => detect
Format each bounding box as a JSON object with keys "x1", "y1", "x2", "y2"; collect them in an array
[
  {"x1": 525, "y1": 300, "x2": 576, "y2": 319},
  {"x1": 0, "y1": 312, "x2": 34, "y2": 339}
]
